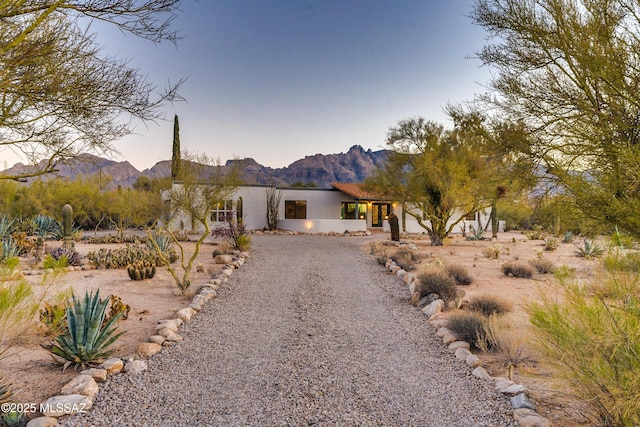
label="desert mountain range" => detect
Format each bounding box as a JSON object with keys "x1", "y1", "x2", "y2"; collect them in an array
[{"x1": 3, "y1": 145, "x2": 389, "y2": 189}]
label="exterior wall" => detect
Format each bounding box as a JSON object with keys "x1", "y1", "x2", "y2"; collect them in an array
[
  {"x1": 388, "y1": 205, "x2": 493, "y2": 234},
  {"x1": 278, "y1": 219, "x2": 367, "y2": 233},
  {"x1": 161, "y1": 183, "x2": 494, "y2": 235}
]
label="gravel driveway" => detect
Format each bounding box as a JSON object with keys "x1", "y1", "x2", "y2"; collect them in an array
[{"x1": 61, "y1": 235, "x2": 516, "y2": 427}]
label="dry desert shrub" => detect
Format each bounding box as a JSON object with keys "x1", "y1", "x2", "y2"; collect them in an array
[
  {"x1": 416, "y1": 267, "x2": 458, "y2": 305},
  {"x1": 446, "y1": 311, "x2": 494, "y2": 350},
  {"x1": 391, "y1": 247, "x2": 422, "y2": 271},
  {"x1": 528, "y1": 257, "x2": 556, "y2": 274},
  {"x1": 445, "y1": 263, "x2": 473, "y2": 285},
  {"x1": 501, "y1": 261, "x2": 533, "y2": 278},
  {"x1": 482, "y1": 244, "x2": 502, "y2": 259},
  {"x1": 467, "y1": 294, "x2": 513, "y2": 316}
]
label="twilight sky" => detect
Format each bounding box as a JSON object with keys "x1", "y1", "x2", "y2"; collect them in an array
[{"x1": 86, "y1": 1, "x2": 492, "y2": 170}]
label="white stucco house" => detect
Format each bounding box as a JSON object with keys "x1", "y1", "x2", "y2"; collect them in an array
[{"x1": 161, "y1": 181, "x2": 492, "y2": 235}]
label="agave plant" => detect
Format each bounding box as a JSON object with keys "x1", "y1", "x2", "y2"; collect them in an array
[
  {"x1": 575, "y1": 239, "x2": 605, "y2": 259},
  {"x1": 0, "y1": 238, "x2": 19, "y2": 264},
  {"x1": 0, "y1": 216, "x2": 16, "y2": 240},
  {"x1": 148, "y1": 233, "x2": 178, "y2": 264},
  {"x1": 32, "y1": 215, "x2": 62, "y2": 240},
  {"x1": 44, "y1": 289, "x2": 125, "y2": 370}
]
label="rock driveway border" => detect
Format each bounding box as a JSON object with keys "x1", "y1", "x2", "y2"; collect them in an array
[{"x1": 58, "y1": 234, "x2": 516, "y2": 426}]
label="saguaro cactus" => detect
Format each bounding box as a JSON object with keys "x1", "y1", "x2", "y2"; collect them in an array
[{"x1": 62, "y1": 204, "x2": 73, "y2": 249}]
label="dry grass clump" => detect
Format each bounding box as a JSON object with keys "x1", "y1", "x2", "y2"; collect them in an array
[
  {"x1": 528, "y1": 257, "x2": 556, "y2": 274},
  {"x1": 446, "y1": 312, "x2": 494, "y2": 350},
  {"x1": 445, "y1": 263, "x2": 473, "y2": 285},
  {"x1": 482, "y1": 244, "x2": 502, "y2": 259},
  {"x1": 501, "y1": 261, "x2": 533, "y2": 278},
  {"x1": 416, "y1": 267, "x2": 458, "y2": 306},
  {"x1": 391, "y1": 247, "x2": 419, "y2": 271},
  {"x1": 467, "y1": 295, "x2": 513, "y2": 316}
]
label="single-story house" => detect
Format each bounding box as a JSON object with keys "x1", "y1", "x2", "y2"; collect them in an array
[{"x1": 161, "y1": 182, "x2": 492, "y2": 235}]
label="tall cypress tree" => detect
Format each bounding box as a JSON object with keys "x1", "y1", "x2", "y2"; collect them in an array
[{"x1": 171, "y1": 114, "x2": 181, "y2": 180}]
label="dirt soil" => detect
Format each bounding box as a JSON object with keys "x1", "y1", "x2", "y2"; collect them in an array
[
  {"x1": 2, "y1": 232, "x2": 596, "y2": 425},
  {"x1": 381, "y1": 231, "x2": 597, "y2": 426},
  {"x1": 1, "y1": 238, "x2": 224, "y2": 409}
]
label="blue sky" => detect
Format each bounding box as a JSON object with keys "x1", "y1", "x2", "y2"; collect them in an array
[{"x1": 93, "y1": 1, "x2": 491, "y2": 170}]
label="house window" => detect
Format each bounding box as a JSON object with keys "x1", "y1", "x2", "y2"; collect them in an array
[
  {"x1": 465, "y1": 212, "x2": 477, "y2": 221},
  {"x1": 285, "y1": 200, "x2": 307, "y2": 219},
  {"x1": 211, "y1": 200, "x2": 233, "y2": 222},
  {"x1": 341, "y1": 202, "x2": 366, "y2": 220}
]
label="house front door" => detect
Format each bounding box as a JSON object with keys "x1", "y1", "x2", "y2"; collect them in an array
[{"x1": 371, "y1": 203, "x2": 391, "y2": 227}]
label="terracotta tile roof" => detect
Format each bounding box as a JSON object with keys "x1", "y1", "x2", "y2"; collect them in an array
[{"x1": 331, "y1": 182, "x2": 386, "y2": 200}]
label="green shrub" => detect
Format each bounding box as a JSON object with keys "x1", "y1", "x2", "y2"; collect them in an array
[
  {"x1": 43, "y1": 289, "x2": 125, "y2": 370},
  {"x1": 43, "y1": 254, "x2": 66, "y2": 269},
  {"x1": 544, "y1": 237, "x2": 559, "y2": 251},
  {"x1": 524, "y1": 225, "x2": 545, "y2": 240},
  {"x1": 446, "y1": 312, "x2": 494, "y2": 350},
  {"x1": 468, "y1": 295, "x2": 513, "y2": 316},
  {"x1": 528, "y1": 258, "x2": 556, "y2": 274},
  {"x1": 501, "y1": 261, "x2": 533, "y2": 278},
  {"x1": 417, "y1": 268, "x2": 458, "y2": 306},
  {"x1": 446, "y1": 264, "x2": 473, "y2": 285},
  {"x1": 528, "y1": 272, "x2": 640, "y2": 426},
  {"x1": 603, "y1": 251, "x2": 640, "y2": 272}
]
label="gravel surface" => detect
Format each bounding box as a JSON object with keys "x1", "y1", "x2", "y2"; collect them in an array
[{"x1": 61, "y1": 235, "x2": 516, "y2": 427}]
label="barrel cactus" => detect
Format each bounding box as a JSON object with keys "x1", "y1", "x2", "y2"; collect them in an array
[{"x1": 127, "y1": 260, "x2": 156, "y2": 280}]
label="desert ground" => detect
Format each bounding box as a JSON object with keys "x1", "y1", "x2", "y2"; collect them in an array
[{"x1": 1, "y1": 230, "x2": 600, "y2": 425}]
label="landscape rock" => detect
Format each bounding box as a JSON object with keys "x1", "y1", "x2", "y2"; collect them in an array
[
  {"x1": 61, "y1": 375, "x2": 99, "y2": 398},
  {"x1": 422, "y1": 299, "x2": 444, "y2": 318},
  {"x1": 513, "y1": 408, "x2": 552, "y2": 427},
  {"x1": 164, "y1": 332, "x2": 183, "y2": 342},
  {"x1": 436, "y1": 327, "x2": 452, "y2": 338},
  {"x1": 454, "y1": 348, "x2": 472, "y2": 361},
  {"x1": 137, "y1": 342, "x2": 163, "y2": 358},
  {"x1": 511, "y1": 393, "x2": 536, "y2": 411},
  {"x1": 148, "y1": 335, "x2": 166, "y2": 345},
  {"x1": 449, "y1": 341, "x2": 471, "y2": 352},
  {"x1": 41, "y1": 394, "x2": 92, "y2": 417},
  {"x1": 26, "y1": 417, "x2": 59, "y2": 427},
  {"x1": 79, "y1": 368, "x2": 108, "y2": 383},
  {"x1": 213, "y1": 254, "x2": 233, "y2": 264},
  {"x1": 176, "y1": 307, "x2": 196, "y2": 322},
  {"x1": 124, "y1": 360, "x2": 148, "y2": 374},
  {"x1": 441, "y1": 332, "x2": 457, "y2": 344},
  {"x1": 465, "y1": 354, "x2": 481, "y2": 368},
  {"x1": 99, "y1": 358, "x2": 123, "y2": 375},
  {"x1": 472, "y1": 366, "x2": 492, "y2": 380}
]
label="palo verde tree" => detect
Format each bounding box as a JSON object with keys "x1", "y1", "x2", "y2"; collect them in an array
[
  {"x1": 365, "y1": 117, "x2": 490, "y2": 246},
  {"x1": 157, "y1": 153, "x2": 242, "y2": 293},
  {"x1": 469, "y1": 0, "x2": 640, "y2": 238},
  {"x1": 0, "y1": 1, "x2": 183, "y2": 182}
]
